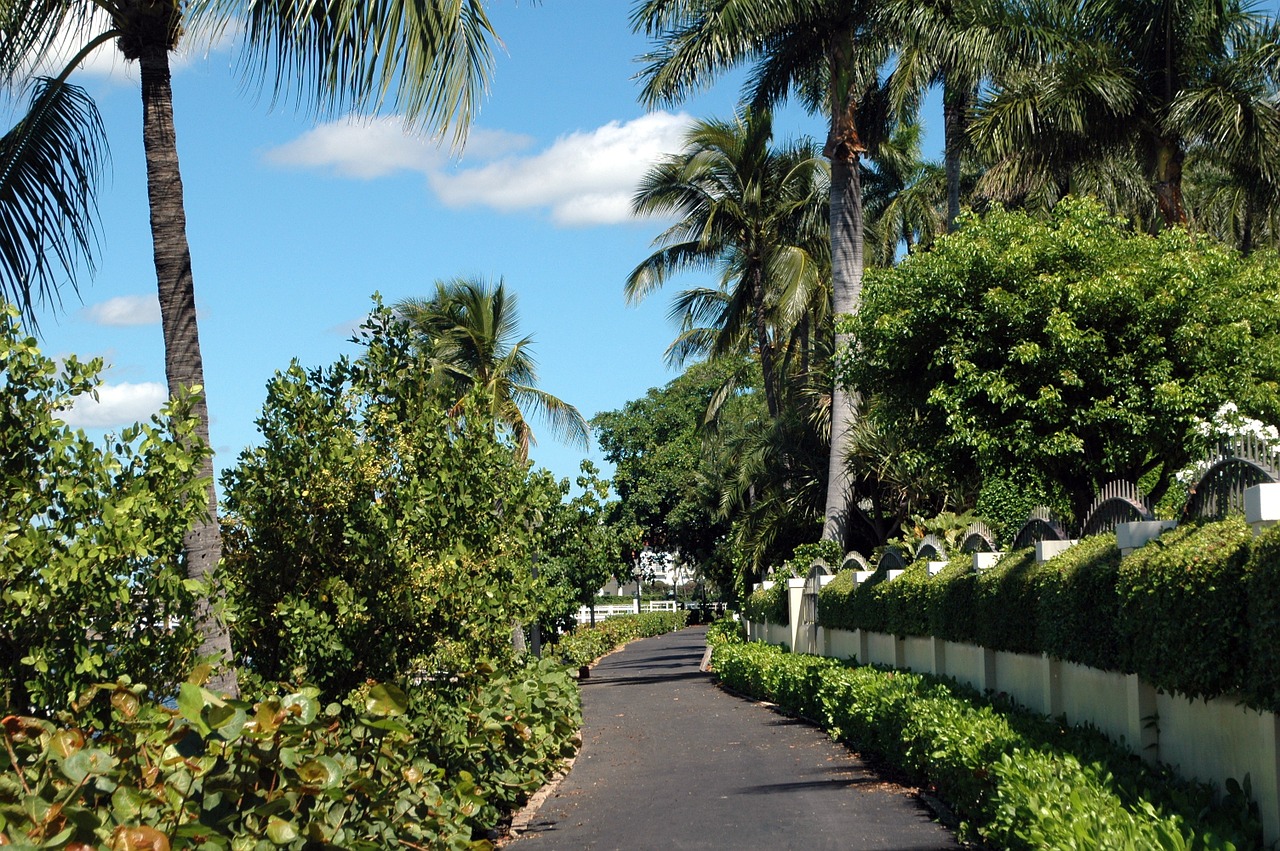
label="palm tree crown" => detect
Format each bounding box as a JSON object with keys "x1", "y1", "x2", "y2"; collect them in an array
[{"x1": 395, "y1": 277, "x2": 590, "y2": 462}]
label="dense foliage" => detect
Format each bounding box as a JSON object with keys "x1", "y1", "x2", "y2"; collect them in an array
[
  {"x1": 844, "y1": 199, "x2": 1280, "y2": 522},
  {"x1": 804, "y1": 518, "x2": 1280, "y2": 710},
  {"x1": 0, "y1": 661, "x2": 579, "y2": 849},
  {"x1": 0, "y1": 307, "x2": 209, "y2": 716},
  {"x1": 221, "y1": 305, "x2": 557, "y2": 694},
  {"x1": 711, "y1": 637, "x2": 1259, "y2": 849}
]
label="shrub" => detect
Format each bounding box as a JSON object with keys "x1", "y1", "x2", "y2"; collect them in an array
[
  {"x1": 1247, "y1": 524, "x2": 1280, "y2": 709},
  {"x1": 712, "y1": 641, "x2": 1259, "y2": 849},
  {"x1": 0, "y1": 307, "x2": 209, "y2": 717},
  {"x1": 552, "y1": 611, "x2": 689, "y2": 667},
  {"x1": 1116, "y1": 517, "x2": 1253, "y2": 699},
  {"x1": 973, "y1": 549, "x2": 1041, "y2": 654},
  {"x1": 0, "y1": 663, "x2": 581, "y2": 849},
  {"x1": 743, "y1": 581, "x2": 788, "y2": 626},
  {"x1": 1036, "y1": 533, "x2": 1123, "y2": 670}
]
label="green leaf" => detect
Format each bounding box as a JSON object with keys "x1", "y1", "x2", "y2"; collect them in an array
[{"x1": 365, "y1": 683, "x2": 409, "y2": 717}]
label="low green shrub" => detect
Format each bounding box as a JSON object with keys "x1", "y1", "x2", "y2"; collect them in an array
[
  {"x1": 973, "y1": 549, "x2": 1041, "y2": 654},
  {"x1": 743, "y1": 581, "x2": 788, "y2": 626},
  {"x1": 705, "y1": 615, "x2": 745, "y2": 647},
  {"x1": 713, "y1": 641, "x2": 1259, "y2": 850},
  {"x1": 552, "y1": 611, "x2": 689, "y2": 667},
  {"x1": 0, "y1": 660, "x2": 581, "y2": 849}
]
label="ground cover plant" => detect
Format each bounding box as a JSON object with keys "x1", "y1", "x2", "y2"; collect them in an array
[{"x1": 710, "y1": 636, "x2": 1260, "y2": 850}]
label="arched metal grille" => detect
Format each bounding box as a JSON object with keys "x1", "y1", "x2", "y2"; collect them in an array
[
  {"x1": 840, "y1": 551, "x2": 869, "y2": 572},
  {"x1": 915, "y1": 534, "x2": 947, "y2": 562},
  {"x1": 960, "y1": 521, "x2": 997, "y2": 553},
  {"x1": 1011, "y1": 507, "x2": 1069, "y2": 551},
  {"x1": 1081, "y1": 480, "x2": 1154, "y2": 537},
  {"x1": 1182, "y1": 436, "x2": 1280, "y2": 521},
  {"x1": 877, "y1": 546, "x2": 909, "y2": 571}
]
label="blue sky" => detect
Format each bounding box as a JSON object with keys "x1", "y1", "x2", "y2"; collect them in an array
[{"x1": 30, "y1": 1, "x2": 929, "y2": 488}]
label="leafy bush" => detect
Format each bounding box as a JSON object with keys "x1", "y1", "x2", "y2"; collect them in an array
[
  {"x1": 1116, "y1": 518, "x2": 1254, "y2": 699},
  {"x1": 0, "y1": 662, "x2": 580, "y2": 848},
  {"x1": 705, "y1": 615, "x2": 745, "y2": 647},
  {"x1": 742, "y1": 581, "x2": 788, "y2": 626},
  {"x1": 552, "y1": 611, "x2": 689, "y2": 667},
  {"x1": 0, "y1": 660, "x2": 581, "y2": 844},
  {"x1": 1247, "y1": 525, "x2": 1280, "y2": 709},
  {"x1": 0, "y1": 307, "x2": 209, "y2": 716},
  {"x1": 1036, "y1": 534, "x2": 1123, "y2": 670},
  {"x1": 221, "y1": 305, "x2": 556, "y2": 693},
  {"x1": 973, "y1": 549, "x2": 1041, "y2": 654},
  {"x1": 713, "y1": 641, "x2": 1259, "y2": 850}
]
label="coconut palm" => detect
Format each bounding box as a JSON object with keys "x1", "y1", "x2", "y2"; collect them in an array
[
  {"x1": 0, "y1": 0, "x2": 499, "y2": 696},
  {"x1": 395, "y1": 277, "x2": 589, "y2": 462},
  {"x1": 972, "y1": 0, "x2": 1280, "y2": 228},
  {"x1": 633, "y1": 0, "x2": 899, "y2": 547},
  {"x1": 627, "y1": 109, "x2": 827, "y2": 419},
  {"x1": 0, "y1": 78, "x2": 106, "y2": 329}
]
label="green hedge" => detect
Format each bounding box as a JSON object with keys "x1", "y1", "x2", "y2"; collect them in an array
[
  {"x1": 743, "y1": 581, "x2": 788, "y2": 626},
  {"x1": 552, "y1": 611, "x2": 690, "y2": 667},
  {"x1": 814, "y1": 519, "x2": 1280, "y2": 711},
  {"x1": 712, "y1": 639, "x2": 1259, "y2": 850}
]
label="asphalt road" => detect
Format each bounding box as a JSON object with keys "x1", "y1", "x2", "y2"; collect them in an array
[{"x1": 510, "y1": 626, "x2": 959, "y2": 850}]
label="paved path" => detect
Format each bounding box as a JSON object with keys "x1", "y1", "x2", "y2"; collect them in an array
[{"x1": 511, "y1": 626, "x2": 958, "y2": 850}]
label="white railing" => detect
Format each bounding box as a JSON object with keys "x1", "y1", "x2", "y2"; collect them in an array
[{"x1": 573, "y1": 600, "x2": 677, "y2": 625}]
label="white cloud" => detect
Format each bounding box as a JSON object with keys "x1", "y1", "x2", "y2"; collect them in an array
[
  {"x1": 429, "y1": 112, "x2": 695, "y2": 226},
  {"x1": 265, "y1": 116, "x2": 532, "y2": 179},
  {"x1": 266, "y1": 111, "x2": 695, "y2": 227},
  {"x1": 83, "y1": 294, "x2": 160, "y2": 326},
  {"x1": 62, "y1": 381, "x2": 167, "y2": 428}
]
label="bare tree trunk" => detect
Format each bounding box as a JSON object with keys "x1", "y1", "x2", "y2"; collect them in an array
[
  {"x1": 138, "y1": 46, "x2": 238, "y2": 698},
  {"x1": 751, "y1": 266, "x2": 780, "y2": 419},
  {"x1": 822, "y1": 152, "x2": 865, "y2": 547}
]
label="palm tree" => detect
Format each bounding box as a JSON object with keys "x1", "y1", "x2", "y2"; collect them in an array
[
  {"x1": 633, "y1": 0, "x2": 898, "y2": 547},
  {"x1": 627, "y1": 109, "x2": 827, "y2": 419},
  {"x1": 861, "y1": 121, "x2": 948, "y2": 265},
  {"x1": 972, "y1": 0, "x2": 1280, "y2": 229},
  {"x1": 395, "y1": 277, "x2": 589, "y2": 462},
  {"x1": 1, "y1": 0, "x2": 499, "y2": 696},
  {"x1": 0, "y1": 78, "x2": 106, "y2": 329}
]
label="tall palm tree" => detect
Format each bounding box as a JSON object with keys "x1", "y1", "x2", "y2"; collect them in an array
[
  {"x1": 633, "y1": 0, "x2": 897, "y2": 547},
  {"x1": 0, "y1": 0, "x2": 499, "y2": 696},
  {"x1": 972, "y1": 0, "x2": 1280, "y2": 228},
  {"x1": 395, "y1": 277, "x2": 589, "y2": 462},
  {"x1": 627, "y1": 109, "x2": 827, "y2": 419},
  {"x1": 0, "y1": 78, "x2": 106, "y2": 329}
]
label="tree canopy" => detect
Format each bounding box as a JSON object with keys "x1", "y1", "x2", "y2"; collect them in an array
[{"x1": 842, "y1": 197, "x2": 1280, "y2": 522}]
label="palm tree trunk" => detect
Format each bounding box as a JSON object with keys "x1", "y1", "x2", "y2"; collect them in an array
[
  {"x1": 139, "y1": 46, "x2": 238, "y2": 698},
  {"x1": 943, "y1": 80, "x2": 968, "y2": 231},
  {"x1": 751, "y1": 266, "x2": 780, "y2": 419},
  {"x1": 821, "y1": 151, "x2": 865, "y2": 547},
  {"x1": 1153, "y1": 136, "x2": 1187, "y2": 226}
]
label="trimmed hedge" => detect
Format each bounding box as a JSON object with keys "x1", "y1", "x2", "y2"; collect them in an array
[
  {"x1": 805, "y1": 519, "x2": 1280, "y2": 711},
  {"x1": 552, "y1": 611, "x2": 690, "y2": 667},
  {"x1": 712, "y1": 639, "x2": 1260, "y2": 850},
  {"x1": 743, "y1": 581, "x2": 788, "y2": 626}
]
